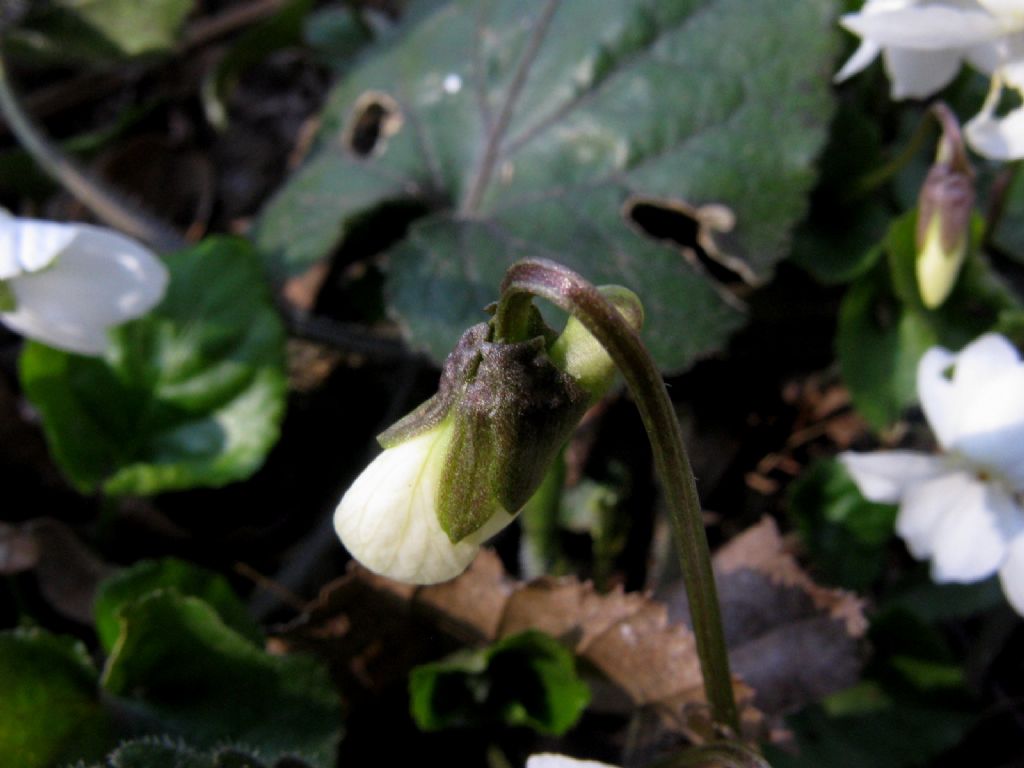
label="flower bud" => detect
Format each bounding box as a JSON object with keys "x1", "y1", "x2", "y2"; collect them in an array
[
  {"x1": 915, "y1": 106, "x2": 975, "y2": 310},
  {"x1": 334, "y1": 289, "x2": 644, "y2": 584}
]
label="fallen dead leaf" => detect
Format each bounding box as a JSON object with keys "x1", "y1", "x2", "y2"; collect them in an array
[{"x1": 0, "y1": 518, "x2": 114, "y2": 624}]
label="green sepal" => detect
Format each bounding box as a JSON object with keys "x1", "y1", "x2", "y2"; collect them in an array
[
  {"x1": 439, "y1": 333, "x2": 588, "y2": 542},
  {"x1": 548, "y1": 285, "x2": 643, "y2": 401},
  {"x1": 378, "y1": 305, "x2": 557, "y2": 449},
  {"x1": 0, "y1": 281, "x2": 15, "y2": 312}
]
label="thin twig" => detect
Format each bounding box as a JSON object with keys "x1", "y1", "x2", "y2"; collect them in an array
[{"x1": 0, "y1": 51, "x2": 185, "y2": 251}]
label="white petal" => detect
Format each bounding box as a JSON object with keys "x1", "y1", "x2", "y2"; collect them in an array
[
  {"x1": 836, "y1": 39, "x2": 883, "y2": 82},
  {"x1": 998, "y1": 532, "x2": 1024, "y2": 616},
  {"x1": 527, "y1": 755, "x2": 620, "y2": 768},
  {"x1": 883, "y1": 47, "x2": 965, "y2": 98},
  {"x1": 896, "y1": 470, "x2": 963, "y2": 559},
  {"x1": 951, "y1": 333, "x2": 1021, "y2": 393},
  {"x1": 840, "y1": 451, "x2": 947, "y2": 504},
  {"x1": 928, "y1": 475, "x2": 1013, "y2": 583},
  {"x1": 0, "y1": 223, "x2": 168, "y2": 355},
  {"x1": 843, "y1": 7, "x2": 1007, "y2": 49},
  {"x1": 978, "y1": 0, "x2": 1024, "y2": 25},
  {"x1": 334, "y1": 426, "x2": 515, "y2": 585},
  {"x1": 0, "y1": 218, "x2": 77, "y2": 280},
  {"x1": 953, "y1": 367, "x2": 1024, "y2": 488},
  {"x1": 917, "y1": 345, "x2": 959, "y2": 448},
  {"x1": 966, "y1": 101, "x2": 1024, "y2": 159}
]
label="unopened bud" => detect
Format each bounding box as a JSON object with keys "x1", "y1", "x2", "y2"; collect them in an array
[
  {"x1": 915, "y1": 104, "x2": 975, "y2": 309},
  {"x1": 334, "y1": 287, "x2": 644, "y2": 584}
]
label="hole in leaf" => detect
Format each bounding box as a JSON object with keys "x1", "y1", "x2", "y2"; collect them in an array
[
  {"x1": 344, "y1": 92, "x2": 403, "y2": 157},
  {"x1": 624, "y1": 196, "x2": 752, "y2": 304}
]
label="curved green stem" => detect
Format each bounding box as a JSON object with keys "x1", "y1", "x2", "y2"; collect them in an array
[{"x1": 495, "y1": 258, "x2": 740, "y2": 735}]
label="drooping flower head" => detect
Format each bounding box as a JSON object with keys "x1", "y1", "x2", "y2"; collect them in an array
[
  {"x1": 335, "y1": 287, "x2": 643, "y2": 585},
  {"x1": 0, "y1": 215, "x2": 168, "y2": 355},
  {"x1": 841, "y1": 333, "x2": 1024, "y2": 614}
]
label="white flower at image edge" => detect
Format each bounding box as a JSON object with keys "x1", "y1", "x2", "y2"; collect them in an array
[
  {"x1": 840, "y1": 333, "x2": 1024, "y2": 614},
  {"x1": 0, "y1": 216, "x2": 168, "y2": 355},
  {"x1": 334, "y1": 421, "x2": 516, "y2": 585},
  {"x1": 526, "y1": 754, "x2": 619, "y2": 768},
  {"x1": 835, "y1": 0, "x2": 1024, "y2": 160}
]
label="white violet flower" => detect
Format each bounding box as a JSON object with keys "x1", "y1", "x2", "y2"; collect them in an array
[
  {"x1": 334, "y1": 419, "x2": 516, "y2": 585},
  {"x1": 840, "y1": 333, "x2": 1024, "y2": 614},
  {"x1": 526, "y1": 755, "x2": 619, "y2": 768},
  {"x1": 835, "y1": 0, "x2": 1024, "y2": 160},
  {"x1": 0, "y1": 216, "x2": 168, "y2": 355}
]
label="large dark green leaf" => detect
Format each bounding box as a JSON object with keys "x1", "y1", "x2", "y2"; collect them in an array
[
  {"x1": 256, "y1": 0, "x2": 838, "y2": 371},
  {"x1": 20, "y1": 237, "x2": 287, "y2": 495},
  {"x1": 0, "y1": 629, "x2": 112, "y2": 768},
  {"x1": 94, "y1": 558, "x2": 263, "y2": 653},
  {"x1": 408, "y1": 629, "x2": 590, "y2": 735},
  {"x1": 101, "y1": 591, "x2": 341, "y2": 767}
]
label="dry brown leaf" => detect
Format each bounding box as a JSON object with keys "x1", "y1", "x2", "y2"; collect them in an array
[
  {"x1": 714, "y1": 517, "x2": 867, "y2": 638},
  {"x1": 0, "y1": 518, "x2": 113, "y2": 624},
  {"x1": 277, "y1": 549, "x2": 761, "y2": 745},
  {"x1": 279, "y1": 518, "x2": 865, "y2": 750},
  {"x1": 660, "y1": 517, "x2": 867, "y2": 718}
]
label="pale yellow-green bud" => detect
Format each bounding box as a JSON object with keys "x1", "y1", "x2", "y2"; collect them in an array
[
  {"x1": 915, "y1": 109, "x2": 975, "y2": 310},
  {"x1": 334, "y1": 418, "x2": 514, "y2": 584},
  {"x1": 333, "y1": 285, "x2": 645, "y2": 585},
  {"x1": 548, "y1": 286, "x2": 643, "y2": 401}
]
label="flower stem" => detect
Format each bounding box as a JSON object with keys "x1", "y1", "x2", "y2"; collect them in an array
[{"x1": 495, "y1": 258, "x2": 740, "y2": 735}]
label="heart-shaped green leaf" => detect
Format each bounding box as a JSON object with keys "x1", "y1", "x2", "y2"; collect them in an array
[
  {"x1": 94, "y1": 558, "x2": 263, "y2": 653},
  {"x1": 0, "y1": 628, "x2": 113, "y2": 768},
  {"x1": 256, "y1": 0, "x2": 838, "y2": 371},
  {"x1": 20, "y1": 236, "x2": 287, "y2": 495},
  {"x1": 101, "y1": 591, "x2": 341, "y2": 767}
]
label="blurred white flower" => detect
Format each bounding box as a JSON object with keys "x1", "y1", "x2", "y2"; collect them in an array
[
  {"x1": 840, "y1": 333, "x2": 1024, "y2": 614},
  {"x1": 334, "y1": 420, "x2": 516, "y2": 585},
  {"x1": 526, "y1": 755, "x2": 619, "y2": 768},
  {"x1": 835, "y1": 0, "x2": 1024, "y2": 159},
  {"x1": 0, "y1": 216, "x2": 168, "y2": 355}
]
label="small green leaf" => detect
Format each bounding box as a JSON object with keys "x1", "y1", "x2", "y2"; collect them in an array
[
  {"x1": 20, "y1": 236, "x2": 287, "y2": 495},
  {"x1": 101, "y1": 591, "x2": 341, "y2": 767},
  {"x1": 10, "y1": 0, "x2": 195, "y2": 63},
  {"x1": 0, "y1": 628, "x2": 113, "y2": 768},
  {"x1": 256, "y1": 0, "x2": 839, "y2": 372},
  {"x1": 94, "y1": 558, "x2": 263, "y2": 654},
  {"x1": 787, "y1": 458, "x2": 897, "y2": 591},
  {"x1": 409, "y1": 629, "x2": 590, "y2": 735}
]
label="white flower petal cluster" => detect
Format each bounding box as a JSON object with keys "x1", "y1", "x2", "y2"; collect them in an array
[
  {"x1": 334, "y1": 421, "x2": 516, "y2": 585},
  {"x1": 836, "y1": 0, "x2": 1024, "y2": 159},
  {"x1": 0, "y1": 216, "x2": 168, "y2": 355},
  {"x1": 840, "y1": 333, "x2": 1024, "y2": 614},
  {"x1": 526, "y1": 754, "x2": 619, "y2": 768}
]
